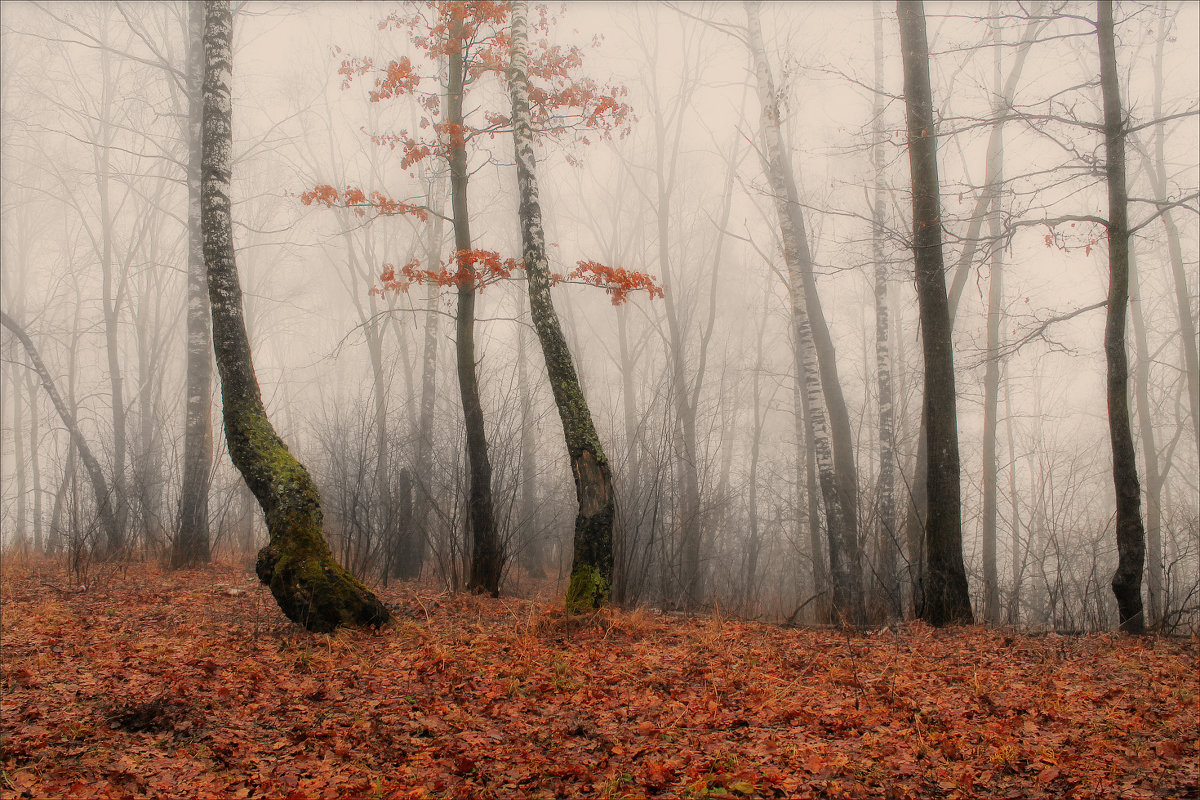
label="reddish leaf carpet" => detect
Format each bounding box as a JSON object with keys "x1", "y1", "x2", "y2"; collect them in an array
[{"x1": 2, "y1": 561, "x2": 1196, "y2": 799}]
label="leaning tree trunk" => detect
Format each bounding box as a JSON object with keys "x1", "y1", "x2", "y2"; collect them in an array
[
  {"x1": 174, "y1": 0, "x2": 213, "y2": 568},
  {"x1": 200, "y1": 0, "x2": 389, "y2": 632},
  {"x1": 1, "y1": 311, "x2": 121, "y2": 554},
  {"x1": 508, "y1": 0, "x2": 615, "y2": 612},
  {"x1": 1097, "y1": 0, "x2": 1145, "y2": 633},
  {"x1": 445, "y1": 15, "x2": 502, "y2": 597},
  {"x1": 897, "y1": 0, "x2": 973, "y2": 626},
  {"x1": 746, "y1": 0, "x2": 861, "y2": 624}
]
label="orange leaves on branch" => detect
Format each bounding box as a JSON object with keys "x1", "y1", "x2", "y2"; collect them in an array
[
  {"x1": 299, "y1": 184, "x2": 428, "y2": 221},
  {"x1": 373, "y1": 250, "x2": 521, "y2": 295},
  {"x1": 567, "y1": 260, "x2": 664, "y2": 305},
  {"x1": 372, "y1": 250, "x2": 664, "y2": 305}
]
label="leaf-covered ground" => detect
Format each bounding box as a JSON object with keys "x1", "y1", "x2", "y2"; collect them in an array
[{"x1": 1, "y1": 561, "x2": 1196, "y2": 799}]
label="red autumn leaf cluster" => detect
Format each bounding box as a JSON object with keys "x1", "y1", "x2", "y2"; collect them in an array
[
  {"x1": 569, "y1": 259, "x2": 667, "y2": 305},
  {"x1": 299, "y1": 184, "x2": 428, "y2": 221},
  {"x1": 2, "y1": 560, "x2": 1196, "y2": 799},
  {"x1": 335, "y1": 0, "x2": 631, "y2": 175},
  {"x1": 371, "y1": 249, "x2": 664, "y2": 304}
]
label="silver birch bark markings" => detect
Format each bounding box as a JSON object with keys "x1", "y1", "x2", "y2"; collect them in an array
[
  {"x1": 745, "y1": 0, "x2": 859, "y2": 623},
  {"x1": 201, "y1": 0, "x2": 389, "y2": 632},
  {"x1": 509, "y1": 1, "x2": 615, "y2": 612}
]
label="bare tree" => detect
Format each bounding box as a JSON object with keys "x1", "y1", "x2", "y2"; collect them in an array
[
  {"x1": 897, "y1": 0, "x2": 972, "y2": 626},
  {"x1": 201, "y1": 0, "x2": 389, "y2": 632}
]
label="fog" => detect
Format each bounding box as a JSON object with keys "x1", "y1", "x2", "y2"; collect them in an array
[{"x1": 2, "y1": 1, "x2": 1196, "y2": 632}]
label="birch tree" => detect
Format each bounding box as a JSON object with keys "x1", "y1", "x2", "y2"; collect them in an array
[
  {"x1": 745, "y1": 0, "x2": 862, "y2": 623},
  {"x1": 201, "y1": 0, "x2": 389, "y2": 632}
]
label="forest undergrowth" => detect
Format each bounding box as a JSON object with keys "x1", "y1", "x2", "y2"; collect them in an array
[{"x1": 1, "y1": 558, "x2": 1196, "y2": 800}]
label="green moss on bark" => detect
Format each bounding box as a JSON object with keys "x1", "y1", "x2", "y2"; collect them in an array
[
  {"x1": 565, "y1": 563, "x2": 609, "y2": 614},
  {"x1": 232, "y1": 400, "x2": 391, "y2": 633}
]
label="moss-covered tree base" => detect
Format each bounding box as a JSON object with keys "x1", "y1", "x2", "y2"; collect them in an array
[
  {"x1": 565, "y1": 563, "x2": 609, "y2": 615},
  {"x1": 256, "y1": 532, "x2": 391, "y2": 633}
]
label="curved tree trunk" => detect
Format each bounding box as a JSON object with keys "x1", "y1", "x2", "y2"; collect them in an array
[
  {"x1": 1, "y1": 310, "x2": 120, "y2": 553},
  {"x1": 897, "y1": 0, "x2": 972, "y2": 626},
  {"x1": 508, "y1": 0, "x2": 615, "y2": 612},
  {"x1": 174, "y1": 0, "x2": 213, "y2": 568},
  {"x1": 1096, "y1": 0, "x2": 1145, "y2": 634},
  {"x1": 201, "y1": 0, "x2": 389, "y2": 632}
]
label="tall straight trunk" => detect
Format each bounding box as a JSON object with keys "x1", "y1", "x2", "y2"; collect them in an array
[
  {"x1": 872, "y1": 0, "x2": 901, "y2": 620},
  {"x1": 515, "y1": 289, "x2": 545, "y2": 579},
  {"x1": 902, "y1": 7, "x2": 1041, "y2": 585},
  {"x1": 1005, "y1": 373, "x2": 1022, "y2": 624},
  {"x1": 407, "y1": 145, "x2": 446, "y2": 582},
  {"x1": 897, "y1": 0, "x2": 972, "y2": 626},
  {"x1": 1128, "y1": 245, "x2": 1163, "y2": 627},
  {"x1": 446, "y1": 16, "x2": 501, "y2": 596},
  {"x1": 2, "y1": 311, "x2": 120, "y2": 553},
  {"x1": 365, "y1": 320, "x2": 393, "y2": 577},
  {"x1": 11, "y1": 351, "x2": 27, "y2": 549},
  {"x1": 658, "y1": 193, "x2": 702, "y2": 606},
  {"x1": 175, "y1": 0, "x2": 213, "y2": 568},
  {"x1": 136, "y1": 285, "x2": 164, "y2": 550},
  {"x1": 1097, "y1": 0, "x2": 1145, "y2": 634},
  {"x1": 411, "y1": 283, "x2": 440, "y2": 580},
  {"x1": 981, "y1": 5, "x2": 1006, "y2": 625},
  {"x1": 1145, "y1": 3, "x2": 1199, "y2": 452},
  {"x1": 745, "y1": 0, "x2": 861, "y2": 623},
  {"x1": 95, "y1": 41, "x2": 127, "y2": 553},
  {"x1": 26, "y1": 368, "x2": 43, "y2": 553},
  {"x1": 613, "y1": 305, "x2": 640, "y2": 605},
  {"x1": 509, "y1": 1, "x2": 615, "y2": 612},
  {"x1": 201, "y1": 0, "x2": 389, "y2": 632}
]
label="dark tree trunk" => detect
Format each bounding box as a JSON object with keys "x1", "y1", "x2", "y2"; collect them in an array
[
  {"x1": 174, "y1": 0, "x2": 213, "y2": 568},
  {"x1": 1, "y1": 311, "x2": 121, "y2": 554},
  {"x1": 1097, "y1": 0, "x2": 1145, "y2": 634},
  {"x1": 445, "y1": 15, "x2": 501, "y2": 597},
  {"x1": 201, "y1": 0, "x2": 389, "y2": 632},
  {"x1": 509, "y1": 1, "x2": 615, "y2": 612},
  {"x1": 896, "y1": 0, "x2": 973, "y2": 626}
]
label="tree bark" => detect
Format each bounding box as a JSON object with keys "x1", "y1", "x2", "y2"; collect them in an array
[
  {"x1": 1128, "y1": 245, "x2": 1163, "y2": 628},
  {"x1": 509, "y1": 1, "x2": 615, "y2": 612},
  {"x1": 445, "y1": 13, "x2": 501, "y2": 597},
  {"x1": 201, "y1": 0, "x2": 389, "y2": 632},
  {"x1": 1097, "y1": 0, "x2": 1145, "y2": 634},
  {"x1": 902, "y1": 7, "x2": 1041, "y2": 596},
  {"x1": 872, "y1": 0, "x2": 901, "y2": 620},
  {"x1": 2, "y1": 310, "x2": 121, "y2": 554},
  {"x1": 897, "y1": 0, "x2": 973, "y2": 626},
  {"x1": 174, "y1": 0, "x2": 213, "y2": 568},
  {"x1": 981, "y1": 3, "x2": 1006, "y2": 626},
  {"x1": 746, "y1": 0, "x2": 861, "y2": 624}
]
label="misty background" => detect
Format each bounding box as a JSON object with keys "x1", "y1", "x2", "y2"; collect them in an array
[{"x1": 1, "y1": 1, "x2": 1196, "y2": 630}]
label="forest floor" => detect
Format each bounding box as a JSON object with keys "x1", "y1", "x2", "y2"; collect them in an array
[{"x1": 1, "y1": 559, "x2": 1197, "y2": 800}]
